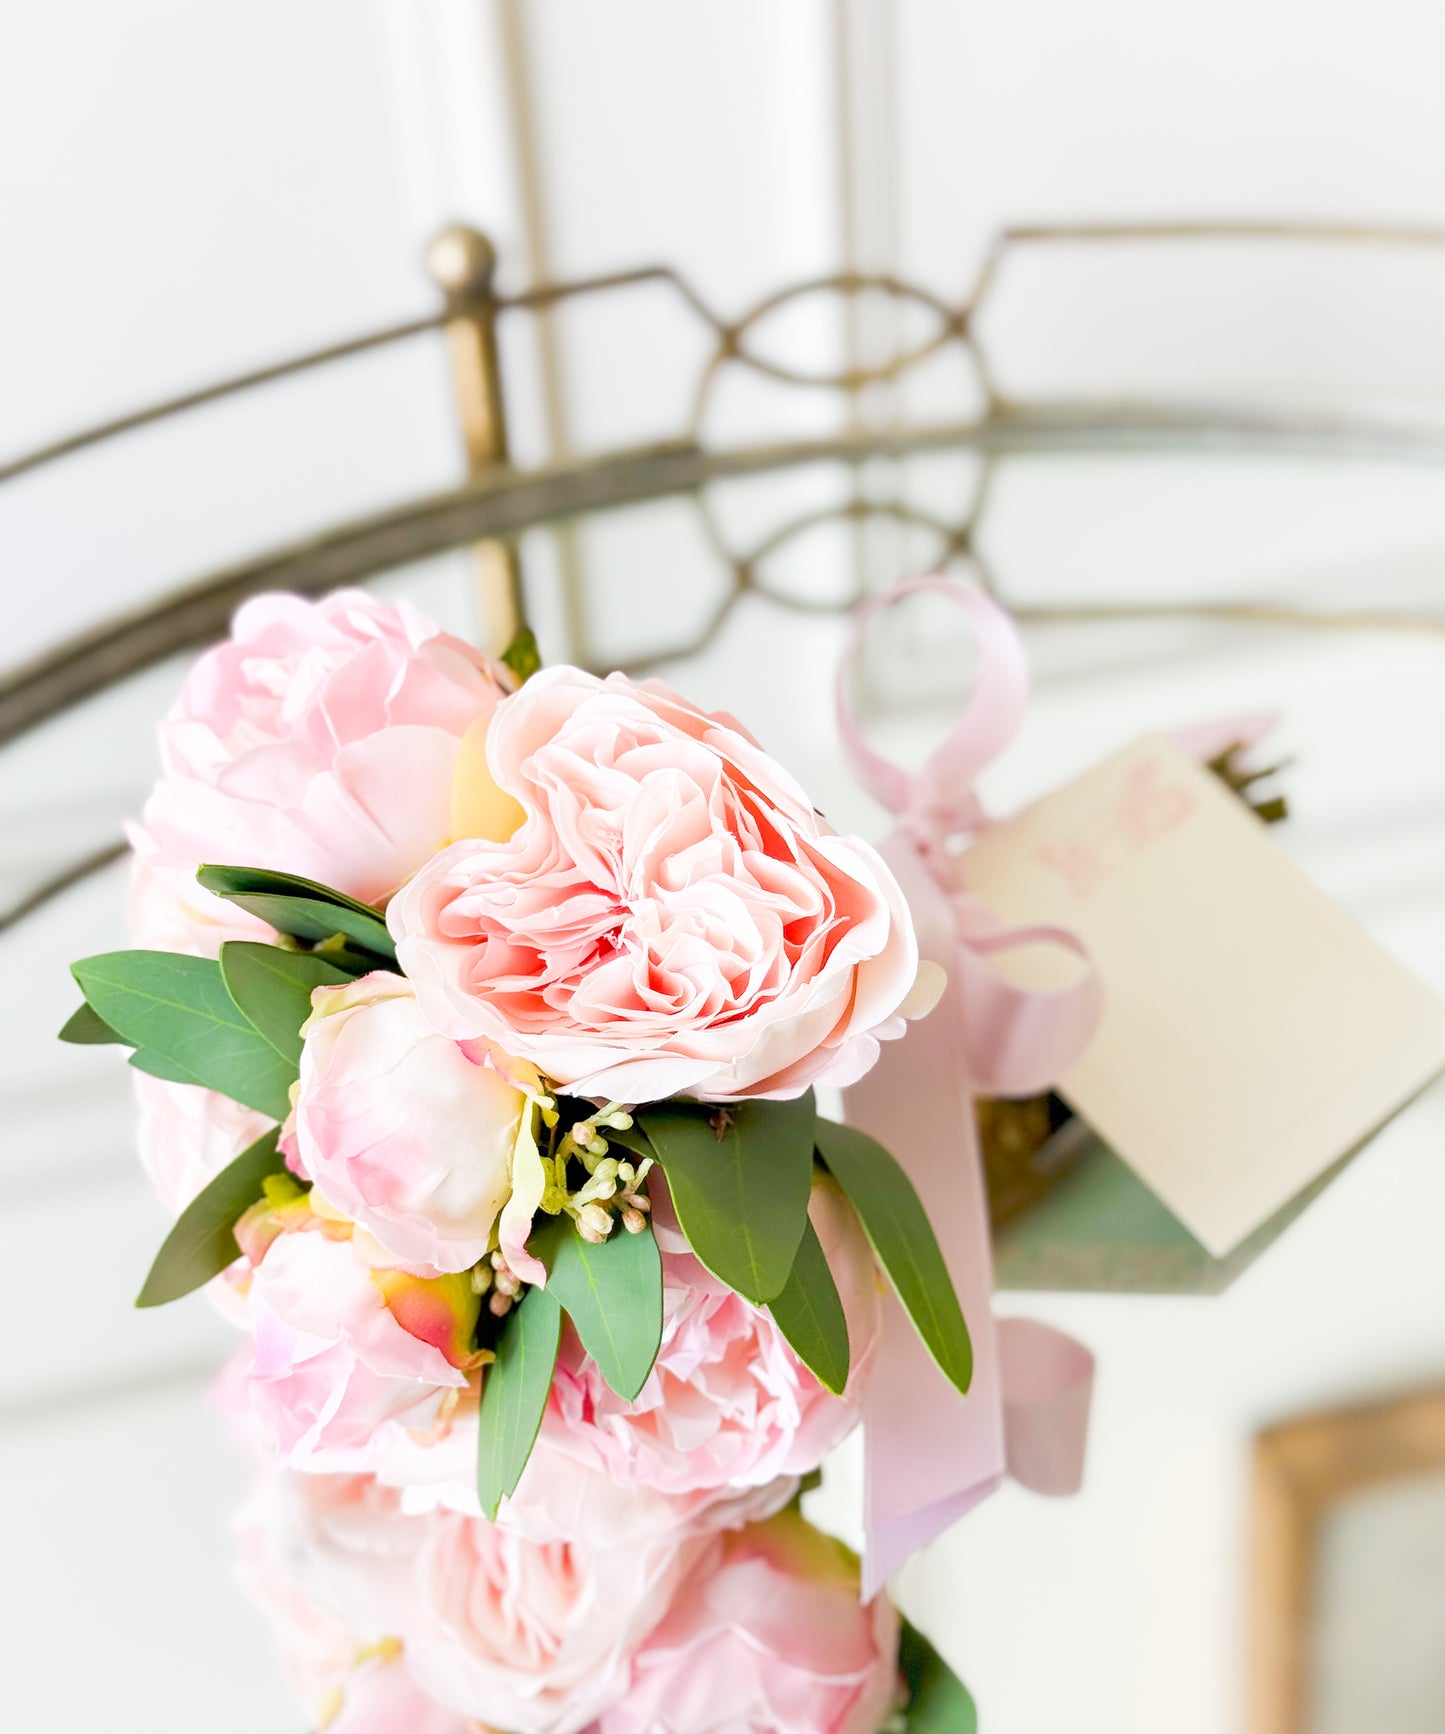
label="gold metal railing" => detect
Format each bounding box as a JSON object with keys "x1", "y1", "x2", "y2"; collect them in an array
[{"x1": 9, "y1": 219, "x2": 1445, "y2": 931}]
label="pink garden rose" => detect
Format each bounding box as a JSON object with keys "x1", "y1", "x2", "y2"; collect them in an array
[
  {"x1": 597, "y1": 1509, "x2": 902, "y2": 1734},
  {"x1": 536, "y1": 1181, "x2": 880, "y2": 1498},
  {"x1": 130, "y1": 589, "x2": 510, "y2": 949},
  {"x1": 388, "y1": 666, "x2": 933, "y2": 1102},
  {"x1": 247, "y1": 1230, "x2": 467, "y2": 1472},
  {"x1": 294, "y1": 972, "x2": 529, "y2": 1274}
]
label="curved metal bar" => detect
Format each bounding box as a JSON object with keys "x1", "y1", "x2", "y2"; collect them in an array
[
  {"x1": 11, "y1": 399, "x2": 1445, "y2": 748},
  {"x1": 505, "y1": 262, "x2": 724, "y2": 330},
  {"x1": 0, "y1": 315, "x2": 448, "y2": 487},
  {"x1": 0, "y1": 838, "x2": 128, "y2": 936},
  {"x1": 998, "y1": 218, "x2": 1445, "y2": 249},
  {"x1": 964, "y1": 218, "x2": 1445, "y2": 397},
  {"x1": 12, "y1": 223, "x2": 1445, "y2": 489},
  {"x1": 718, "y1": 271, "x2": 967, "y2": 390},
  {"x1": 1011, "y1": 597, "x2": 1445, "y2": 637},
  {"x1": 0, "y1": 265, "x2": 724, "y2": 491},
  {"x1": 738, "y1": 497, "x2": 966, "y2": 614}
]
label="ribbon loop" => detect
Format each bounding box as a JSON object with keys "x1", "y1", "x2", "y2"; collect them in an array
[
  {"x1": 835, "y1": 574, "x2": 1032, "y2": 826},
  {"x1": 837, "y1": 575, "x2": 1100, "y2": 1595}
]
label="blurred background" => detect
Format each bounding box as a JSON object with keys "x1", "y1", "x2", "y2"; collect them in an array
[{"x1": 5, "y1": 4, "x2": 1445, "y2": 1732}]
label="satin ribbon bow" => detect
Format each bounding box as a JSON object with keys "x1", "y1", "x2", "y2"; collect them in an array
[{"x1": 836, "y1": 574, "x2": 1101, "y2": 1598}]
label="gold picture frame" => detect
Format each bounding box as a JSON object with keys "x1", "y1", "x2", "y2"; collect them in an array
[{"x1": 1250, "y1": 1386, "x2": 1445, "y2": 1733}]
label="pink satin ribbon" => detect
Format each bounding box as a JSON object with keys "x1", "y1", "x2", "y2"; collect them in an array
[{"x1": 836, "y1": 575, "x2": 1101, "y2": 1597}]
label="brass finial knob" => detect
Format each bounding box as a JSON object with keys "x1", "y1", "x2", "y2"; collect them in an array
[{"x1": 426, "y1": 225, "x2": 498, "y2": 301}]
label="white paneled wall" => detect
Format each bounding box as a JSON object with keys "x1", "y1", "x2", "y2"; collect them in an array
[{"x1": 5, "y1": 6, "x2": 1445, "y2": 1733}]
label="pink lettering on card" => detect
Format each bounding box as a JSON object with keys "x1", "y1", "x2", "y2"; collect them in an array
[{"x1": 1034, "y1": 752, "x2": 1197, "y2": 901}]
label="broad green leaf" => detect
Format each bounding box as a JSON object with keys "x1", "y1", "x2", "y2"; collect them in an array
[
  {"x1": 476, "y1": 1284, "x2": 563, "y2": 1521},
  {"x1": 766, "y1": 1215, "x2": 850, "y2": 1396},
  {"x1": 58, "y1": 1002, "x2": 124, "y2": 1044},
  {"x1": 532, "y1": 1213, "x2": 663, "y2": 1403},
  {"x1": 814, "y1": 1119, "x2": 972, "y2": 1397},
  {"x1": 500, "y1": 626, "x2": 542, "y2": 684},
  {"x1": 220, "y1": 943, "x2": 350, "y2": 1069},
  {"x1": 900, "y1": 1621, "x2": 978, "y2": 1734},
  {"x1": 309, "y1": 935, "x2": 391, "y2": 978},
  {"x1": 72, "y1": 950, "x2": 296, "y2": 1119},
  {"x1": 136, "y1": 1127, "x2": 284, "y2": 1307},
  {"x1": 196, "y1": 864, "x2": 396, "y2": 963},
  {"x1": 128, "y1": 1048, "x2": 208, "y2": 1087},
  {"x1": 637, "y1": 1093, "x2": 816, "y2": 1305}
]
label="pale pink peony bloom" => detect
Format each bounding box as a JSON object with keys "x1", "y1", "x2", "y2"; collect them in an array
[
  {"x1": 128, "y1": 832, "x2": 273, "y2": 958},
  {"x1": 404, "y1": 1500, "x2": 700, "y2": 1734},
  {"x1": 246, "y1": 1463, "x2": 696, "y2": 1734},
  {"x1": 134, "y1": 1072, "x2": 271, "y2": 1218},
  {"x1": 329, "y1": 1658, "x2": 490, "y2": 1734},
  {"x1": 537, "y1": 1181, "x2": 880, "y2": 1498},
  {"x1": 294, "y1": 972, "x2": 528, "y2": 1274},
  {"x1": 235, "y1": 1466, "x2": 378, "y2": 1728},
  {"x1": 248, "y1": 1465, "x2": 425, "y2": 1639},
  {"x1": 597, "y1": 1509, "x2": 902, "y2": 1734},
  {"x1": 246, "y1": 1230, "x2": 466, "y2": 1473},
  {"x1": 372, "y1": 1405, "x2": 798, "y2": 1548},
  {"x1": 389, "y1": 666, "x2": 932, "y2": 1102},
  {"x1": 134, "y1": 1073, "x2": 271, "y2": 1325},
  {"x1": 129, "y1": 589, "x2": 510, "y2": 949},
  {"x1": 503, "y1": 1432, "x2": 799, "y2": 1550},
  {"x1": 237, "y1": 1466, "x2": 480, "y2": 1732}
]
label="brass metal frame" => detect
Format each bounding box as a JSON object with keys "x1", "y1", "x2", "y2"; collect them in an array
[
  {"x1": 8, "y1": 219, "x2": 1445, "y2": 932},
  {"x1": 1249, "y1": 1386, "x2": 1445, "y2": 1734},
  {"x1": 425, "y1": 225, "x2": 525, "y2": 657}
]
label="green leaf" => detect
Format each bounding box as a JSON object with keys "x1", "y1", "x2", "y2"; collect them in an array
[
  {"x1": 136, "y1": 1127, "x2": 285, "y2": 1307},
  {"x1": 900, "y1": 1621, "x2": 977, "y2": 1734},
  {"x1": 58, "y1": 1002, "x2": 124, "y2": 1044},
  {"x1": 72, "y1": 950, "x2": 296, "y2": 1119},
  {"x1": 814, "y1": 1118, "x2": 973, "y2": 1397},
  {"x1": 476, "y1": 1284, "x2": 563, "y2": 1521},
  {"x1": 219, "y1": 942, "x2": 350, "y2": 1069},
  {"x1": 532, "y1": 1213, "x2": 663, "y2": 1403},
  {"x1": 766, "y1": 1215, "x2": 850, "y2": 1395},
  {"x1": 196, "y1": 864, "x2": 397, "y2": 963},
  {"x1": 637, "y1": 1093, "x2": 816, "y2": 1305},
  {"x1": 128, "y1": 1048, "x2": 208, "y2": 1087},
  {"x1": 500, "y1": 626, "x2": 542, "y2": 684}
]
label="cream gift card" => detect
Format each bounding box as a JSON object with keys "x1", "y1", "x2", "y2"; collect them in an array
[{"x1": 957, "y1": 734, "x2": 1445, "y2": 1257}]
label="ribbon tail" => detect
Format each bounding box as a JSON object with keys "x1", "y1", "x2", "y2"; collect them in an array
[
  {"x1": 998, "y1": 1317, "x2": 1095, "y2": 1496},
  {"x1": 848, "y1": 836, "x2": 1006, "y2": 1600},
  {"x1": 835, "y1": 578, "x2": 1102, "y2": 1593}
]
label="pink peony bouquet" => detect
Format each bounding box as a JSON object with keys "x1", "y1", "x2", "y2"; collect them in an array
[{"x1": 64, "y1": 591, "x2": 977, "y2": 1732}]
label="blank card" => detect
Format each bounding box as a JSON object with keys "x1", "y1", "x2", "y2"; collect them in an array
[{"x1": 957, "y1": 735, "x2": 1445, "y2": 1256}]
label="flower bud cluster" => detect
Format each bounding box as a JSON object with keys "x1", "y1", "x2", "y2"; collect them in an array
[{"x1": 539, "y1": 1103, "x2": 654, "y2": 1244}]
